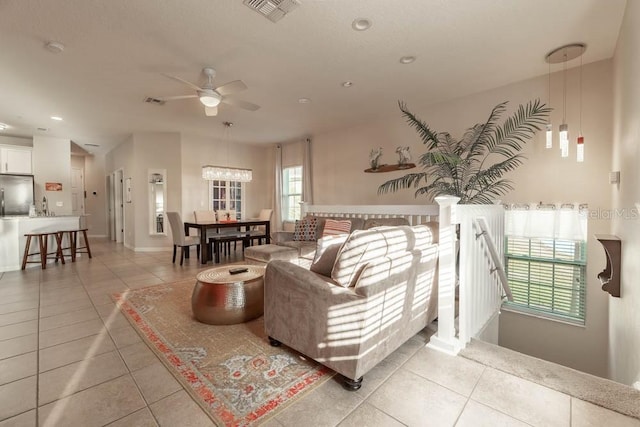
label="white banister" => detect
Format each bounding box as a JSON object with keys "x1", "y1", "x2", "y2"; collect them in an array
[
  {"x1": 457, "y1": 204, "x2": 505, "y2": 346},
  {"x1": 474, "y1": 217, "x2": 512, "y2": 301},
  {"x1": 427, "y1": 196, "x2": 462, "y2": 355}
]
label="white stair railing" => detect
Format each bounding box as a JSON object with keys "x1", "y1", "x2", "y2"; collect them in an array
[{"x1": 429, "y1": 197, "x2": 507, "y2": 354}]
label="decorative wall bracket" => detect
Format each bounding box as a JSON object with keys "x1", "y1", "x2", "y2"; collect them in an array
[{"x1": 595, "y1": 234, "x2": 621, "y2": 298}]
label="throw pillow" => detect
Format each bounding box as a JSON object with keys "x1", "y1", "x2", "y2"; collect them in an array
[
  {"x1": 292, "y1": 217, "x2": 318, "y2": 241},
  {"x1": 310, "y1": 234, "x2": 349, "y2": 277},
  {"x1": 322, "y1": 219, "x2": 352, "y2": 237}
]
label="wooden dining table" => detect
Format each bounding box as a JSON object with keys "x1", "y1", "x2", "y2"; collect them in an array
[{"x1": 184, "y1": 219, "x2": 270, "y2": 264}]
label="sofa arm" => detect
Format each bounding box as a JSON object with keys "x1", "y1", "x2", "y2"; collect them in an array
[{"x1": 264, "y1": 260, "x2": 366, "y2": 366}]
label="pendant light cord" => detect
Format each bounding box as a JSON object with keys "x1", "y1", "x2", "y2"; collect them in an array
[
  {"x1": 579, "y1": 53, "x2": 583, "y2": 135},
  {"x1": 562, "y1": 50, "x2": 567, "y2": 123}
]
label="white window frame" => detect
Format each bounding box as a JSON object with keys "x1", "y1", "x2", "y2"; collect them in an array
[
  {"x1": 282, "y1": 165, "x2": 303, "y2": 222},
  {"x1": 504, "y1": 232, "x2": 587, "y2": 325},
  {"x1": 209, "y1": 180, "x2": 244, "y2": 219}
]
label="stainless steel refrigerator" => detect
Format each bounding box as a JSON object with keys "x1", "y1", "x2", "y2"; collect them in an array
[{"x1": 0, "y1": 173, "x2": 35, "y2": 216}]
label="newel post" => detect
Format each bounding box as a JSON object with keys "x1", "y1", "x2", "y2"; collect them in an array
[{"x1": 427, "y1": 195, "x2": 462, "y2": 355}]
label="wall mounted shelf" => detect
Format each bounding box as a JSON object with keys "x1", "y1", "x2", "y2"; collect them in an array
[
  {"x1": 364, "y1": 163, "x2": 416, "y2": 173},
  {"x1": 595, "y1": 234, "x2": 621, "y2": 298}
]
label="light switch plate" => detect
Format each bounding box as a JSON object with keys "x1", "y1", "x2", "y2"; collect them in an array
[
  {"x1": 609, "y1": 171, "x2": 620, "y2": 184},
  {"x1": 56, "y1": 201, "x2": 63, "y2": 207}
]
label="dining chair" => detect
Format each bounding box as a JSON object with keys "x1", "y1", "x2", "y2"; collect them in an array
[
  {"x1": 166, "y1": 212, "x2": 200, "y2": 266},
  {"x1": 194, "y1": 210, "x2": 220, "y2": 261},
  {"x1": 214, "y1": 209, "x2": 242, "y2": 257},
  {"x1": 248, "y1": 208, "x2": 273, "y2": 245}
]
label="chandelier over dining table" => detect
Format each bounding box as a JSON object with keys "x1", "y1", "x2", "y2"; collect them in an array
[{"x1": 202, "y1": 121, "x2": 253, "y2": 182}]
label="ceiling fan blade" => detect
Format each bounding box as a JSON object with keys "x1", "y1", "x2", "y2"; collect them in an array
[
  {"x1": 158, "y1": 95, "x2": 198, "y2": 101},
  {"x1": 161, "y1": 73, "x2": 203, "y2": 91},
  {"x1": 215, "y1": 80, "x2": 247, "y2": 96},
  {"x1": 205, "y1": 106, "x2": 218, "y2": 116},
  {"x1": 221, "y1": 97, "x2": 260, "y2": 111}
]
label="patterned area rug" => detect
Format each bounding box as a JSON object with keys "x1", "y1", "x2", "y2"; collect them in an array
[{"x1": 114, "y1": 279, "x2": 333, "y2": 426}]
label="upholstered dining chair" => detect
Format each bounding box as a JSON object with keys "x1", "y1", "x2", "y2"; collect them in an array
[
  {"x1": 248, "y1": 208, "x2": 273, "y2": 245},
  {"x1": 166, "y1": 211, "x2": 200, "y2": 265}
]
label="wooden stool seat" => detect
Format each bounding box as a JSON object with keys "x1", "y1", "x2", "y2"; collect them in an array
[{"x1": 21, "y1": 230, "x2": 65, "y2": 270}]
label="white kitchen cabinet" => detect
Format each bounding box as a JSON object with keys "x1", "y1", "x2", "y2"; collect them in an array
[{"x1": 0, "y1": 145, "x2": 32, "y2": 174}]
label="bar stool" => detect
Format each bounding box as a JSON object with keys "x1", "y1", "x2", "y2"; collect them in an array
[
  {"x1": 21, "y1": 230, "x2": 65, "y2": 270},
  {"x1": 59, "y1": 228, "x2": 93, "y2": 261}
]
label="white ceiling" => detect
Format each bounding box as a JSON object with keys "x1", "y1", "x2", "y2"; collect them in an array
[{"x1": 0, "y1": 0, "x2": 627, "y2": 155}]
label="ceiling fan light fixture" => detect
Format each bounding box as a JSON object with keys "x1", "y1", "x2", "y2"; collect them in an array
[{"x1": 199, "y1": 92, "x2": 222, "y2": 107}]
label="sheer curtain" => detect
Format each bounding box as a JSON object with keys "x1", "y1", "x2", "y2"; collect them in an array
[
  {"x1": 274, "y1": 144, "x2": 283, "y2": 231},
  {"x1": 505, "y1": 203, "x2": 588, "y2": 241},
  {"x1": 302, "y1": 137, "x2": 313, "y2": 204}
]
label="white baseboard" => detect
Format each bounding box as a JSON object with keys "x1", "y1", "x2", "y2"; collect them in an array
[{"x1": 426, "y1": 335, "x2": 461, "y2": 356}]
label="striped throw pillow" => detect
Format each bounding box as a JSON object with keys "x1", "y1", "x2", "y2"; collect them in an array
[{"x1": 322, "y1": 219, "x2": 352, "y2": 237}]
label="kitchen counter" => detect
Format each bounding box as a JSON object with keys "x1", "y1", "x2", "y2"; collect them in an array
[{"x1": 0, "y1": 215, "x2": 81, "y2": 272}]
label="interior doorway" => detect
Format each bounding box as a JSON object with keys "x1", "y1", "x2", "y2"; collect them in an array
[{"x1": 71, "y1": 167, "x2": 85, "y2": 215}]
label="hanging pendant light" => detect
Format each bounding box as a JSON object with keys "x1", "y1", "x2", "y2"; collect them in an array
[
  {"x1": 577, "y1": 52, "x2": 585, "y2": 163},
  {"x1": 545, "y1": 43, "x2": 586, "y2": 161},
  {"x1": 202, "y1": 121, "x2": 253, "y2": 182},
  {"x1": 545, "y1": 62, "x2": 553, "y2": 149}
]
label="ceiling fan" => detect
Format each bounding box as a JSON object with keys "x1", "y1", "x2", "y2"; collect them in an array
[{"x1": 156, "y1": 67, "x2": 260, "y2": 116}]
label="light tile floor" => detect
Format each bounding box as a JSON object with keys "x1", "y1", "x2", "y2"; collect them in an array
[{"x1": 0, "y1": 239, "x2": 638, "y2": 427}]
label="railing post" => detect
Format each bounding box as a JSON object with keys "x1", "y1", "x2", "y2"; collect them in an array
[{"x1": 427, "y1": 195, "x2": 462, "y2": 355}]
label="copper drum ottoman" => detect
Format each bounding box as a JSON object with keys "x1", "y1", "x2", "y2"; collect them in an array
[{"x1": 192, "y1": 265, "x2": 266, "y2": 325}]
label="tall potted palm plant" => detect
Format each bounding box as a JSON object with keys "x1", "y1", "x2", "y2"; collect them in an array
[{"x1": 378, "y1": 100, "x2": 551, "y2": 203}]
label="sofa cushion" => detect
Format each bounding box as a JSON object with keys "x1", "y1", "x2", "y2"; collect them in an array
[
  {"x1": 322, "y1": 219, "x2": 352, "y2": 237},
  {"x1": 293, "y1": 217, "x2": 318, "y2": 241},
  {"x1": 310, "y1": 234, "x2": 349, "y2": 276},
  {"x1": 331, "y1": 226, "x2": 418, "y2": 288},
  {"x1": 363, "y1": 217, "x2": 410, "y2": 229}
]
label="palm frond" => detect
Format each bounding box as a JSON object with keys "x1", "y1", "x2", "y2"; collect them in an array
[
  {"x1": 398, "y1": 101, "x2": 440, "y2": 150},
  {"x1": 380, "y1": 99, "x2": 550, "y2": 204},
  {"x1": 377, "y1": 172, "x2": 428, "y2": 195}
]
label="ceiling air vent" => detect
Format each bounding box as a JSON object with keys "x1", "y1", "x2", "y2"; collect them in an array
[
  {"x1": 243, "y1": 0, "x2": 300, "y2": 23},
  {"x1": 144, "y1": 97, "x2": 166, "y2": 105}
]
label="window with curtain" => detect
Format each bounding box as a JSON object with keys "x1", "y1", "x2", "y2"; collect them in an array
[
  {"x1": 282, "y1": 166, "x2": 302, "y2": 221},
  {"x1": 210, "y1": 180, "x2": 243, "y2": 219},
  {"x1": 504, "y1": 204, "x2": 588, "y2": 324}
]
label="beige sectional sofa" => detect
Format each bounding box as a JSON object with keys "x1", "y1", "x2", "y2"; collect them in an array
[{"x1": 264, "y1": 223, "x2": 439, "y2": 390}]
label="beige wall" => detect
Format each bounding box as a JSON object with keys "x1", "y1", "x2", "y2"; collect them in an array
[
  {"x1": 32, "y1": 136, "x2": 72, "y2": 215},
  {"x1": 310, "y1": 60, "x2": 613, "y2": 377},
  {"x1": 105, "y1": 137, "x2": 134, "y2": 248},
  {"x1": 131, "y1": 132, "x2": 181, "y2": 250},
  {"x1": 611, "y1": 1, "x2": 640, "y2": 387},
  {"x1": 180, "y1": 134, "x2": 274, "y2": 223}
]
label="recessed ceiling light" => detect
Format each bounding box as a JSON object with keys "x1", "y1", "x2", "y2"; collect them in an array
[
  {"x1": 51, "y1": 116, "x2": 63, "y2": 121},
  {"x1": 44, "y1": 41, "x2": 65, "y2": 54},
  {"x1": 341, "y1": 81, "x2": 354, "y2": 88},
  {"x1": 0, "y1": 123, "x2": 7, "y2": 131},
  {"x1": 352, "y1": 18, "x2": 372, "y2": 31},
  {"x1": 298, "y1": 98, "x2": 311, "y2": 104},
  {"x1": 399, "y1": 56, "x2": 416, "y2": 64}
]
